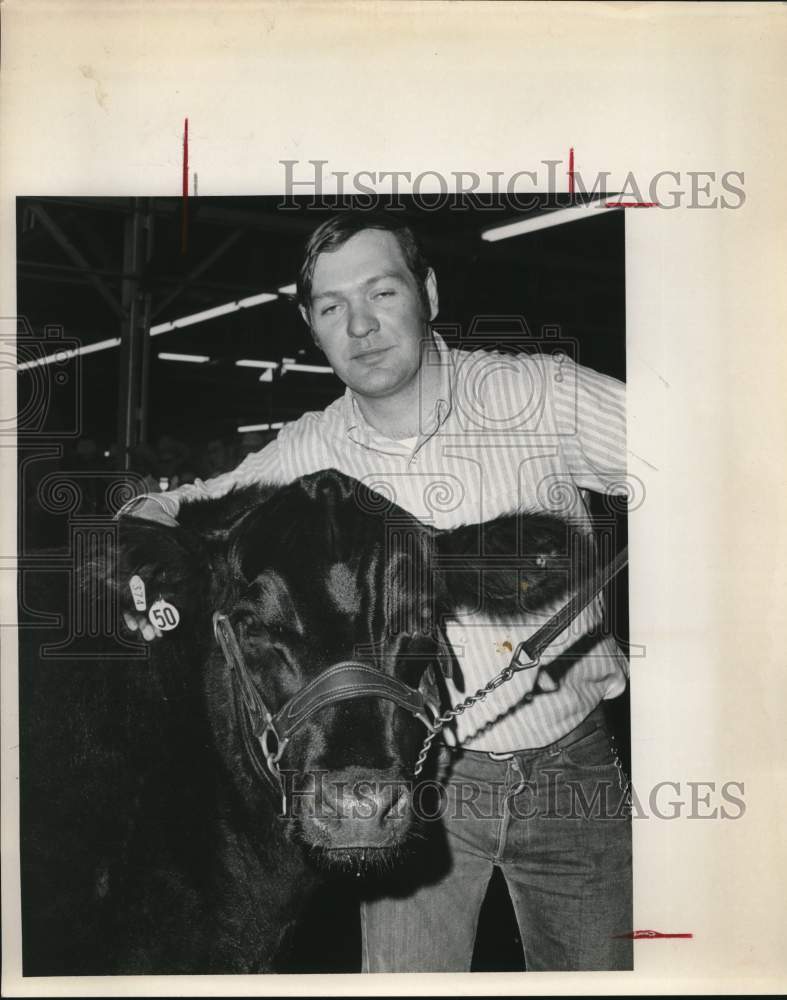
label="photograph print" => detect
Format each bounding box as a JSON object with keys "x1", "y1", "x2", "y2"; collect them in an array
[{"x1": 16, "y1": 192, "x2": 633, "y2": 975}]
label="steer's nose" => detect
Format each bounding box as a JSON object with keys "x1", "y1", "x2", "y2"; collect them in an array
[
  {"x1": 298, "y1": 769, "x2": 413, "y2": 849},
  {"x1": 323, "y1": 778, "x2": 409, "y2": 824}
]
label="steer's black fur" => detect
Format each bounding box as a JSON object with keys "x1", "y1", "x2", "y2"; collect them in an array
[{"x1": 20, "y1": 469, "x2": 585, "y2": 974}]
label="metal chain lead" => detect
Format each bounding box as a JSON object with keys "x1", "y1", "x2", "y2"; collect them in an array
[
  {"x1": 413, "y1": 643, "x2": 540, "y2": 776},
  {"x1": 411, "y1": 547, "x2": 630, "y2": 776}
]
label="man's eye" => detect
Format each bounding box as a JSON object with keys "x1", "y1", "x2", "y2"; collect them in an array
[
  {"x1": 373, "y1": 290, "x2": 395, "y2": 299},
  {"x1": 320, "y1": 303, "x2": 339, "y2": 316}
]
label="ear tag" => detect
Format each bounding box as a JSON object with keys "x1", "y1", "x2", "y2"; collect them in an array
[
  {"x1": 129, "y1": 575, "x2": 147, "y2": 612},
  {"x1": 149, "y1": 598, "x2": 180, "y2": 632}
]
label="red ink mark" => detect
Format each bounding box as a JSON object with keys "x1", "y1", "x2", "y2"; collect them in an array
[
  {"x1": 612, "y1": 929, "x2": 693, "y2": 940},
  {"x1": 604, "y1": 202, "x2": 659, "y2": 208},
  {"x1": 568, "y1": 147, "x2": 574, "y2": 196},
  {"x1": 181, "y1": 117, "x2": 189, "y2": 253}
]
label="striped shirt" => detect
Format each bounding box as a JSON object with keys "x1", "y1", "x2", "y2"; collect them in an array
[{"x1": 162, "y1": 333, "x2": 629, "y2": 751}]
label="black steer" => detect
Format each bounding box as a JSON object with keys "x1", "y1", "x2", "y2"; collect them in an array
[{"x1": 20, "y1": 469, "x2": 583, "y2": 974}]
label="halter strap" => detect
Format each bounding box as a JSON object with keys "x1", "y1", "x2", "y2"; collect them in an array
[{"x1": 271, "y1": 660, "x2": 430, "y2": 740}]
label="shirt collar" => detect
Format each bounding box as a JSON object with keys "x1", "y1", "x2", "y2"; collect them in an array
[{"x1": 341, "y1": 331, "x2": 454, "y2": 442}]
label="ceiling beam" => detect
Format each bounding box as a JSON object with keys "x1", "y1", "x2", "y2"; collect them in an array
[
  {"x1": 27, "y1": 204, "x2": 124, "y2": 318},
  {"x1": 151, "y1": 228, "x2": 246, "y2": 319}
]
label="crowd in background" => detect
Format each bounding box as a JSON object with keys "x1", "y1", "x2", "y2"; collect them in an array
[
  {"x1": 124, "y1": 431, "x2": 270, "y2": 493},
  {"x1": 20, "y1": 431, "x2": 274, "y2": 549},
  {"x1": 71, "y1": 431, "x2": 271, "y2": 492}
]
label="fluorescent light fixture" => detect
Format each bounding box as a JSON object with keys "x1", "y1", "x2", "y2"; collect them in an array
[
  {"x1": 480, "y1": 202, "x2": 618, "y2": 242},
  {"x1": 157, "y1": 352, "x2": 210, "y2": 363},
  {"x1": 235, "y1": 359, "x2": 279, "y2": 369},
  {"x1": 150, "y1": 291, "x2": 278, "y2": 337},
  {"x1": 237, "y1": 420, "x2": 287, "y2": 433},
  {"x1": 277, "y1": 283, "x2": 297, "y2": 296},
  {"x1": 281, "y1": 363, "x2": 334, "y2": 374},
  {"x1": 240, "y1": 292, "x2": 279, "y2": 308},
  {"x1": 17, "y1": 337, "x2": 121, "y2": 371},
  {"x1": 151, "y1": 303, "x2": 237, "y2": 335}
]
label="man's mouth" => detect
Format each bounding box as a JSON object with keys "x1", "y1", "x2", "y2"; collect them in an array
[{"x1": 352, "y1": 346, "x2": 392, "y2": 363}]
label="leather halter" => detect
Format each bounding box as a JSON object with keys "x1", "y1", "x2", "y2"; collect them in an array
[{"x1": 212, "y1": 612, "x2": 439, "y2": 814}]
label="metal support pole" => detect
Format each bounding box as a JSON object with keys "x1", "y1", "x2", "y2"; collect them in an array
[{"x1": 117, "y1": 199, "x2": 154, "y2": 470}]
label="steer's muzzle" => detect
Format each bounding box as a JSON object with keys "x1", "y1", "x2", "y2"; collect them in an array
[{"x1": 292, "y1": 767, "x2": 413, "y2": 852}]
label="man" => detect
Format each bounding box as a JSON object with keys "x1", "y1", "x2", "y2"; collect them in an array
[{"x1": 123, "y1": 213, "x2": 632, "y2": 971}]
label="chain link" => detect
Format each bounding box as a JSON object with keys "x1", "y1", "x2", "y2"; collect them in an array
[{"x1": 413, "y1": 646, "x2": 540, "y2": 776}]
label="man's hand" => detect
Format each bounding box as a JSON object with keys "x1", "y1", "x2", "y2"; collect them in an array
[
  {"x1": 123, "y1": 611, "x2": 162, "y2": 642},
  {"x1": 123, "y1": 496, "x2": 179, "y2": 528}
]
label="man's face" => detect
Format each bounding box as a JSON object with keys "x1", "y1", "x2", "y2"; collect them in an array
[{"x1": 301, "y1": 229, "x2": 438, "y2": 400}]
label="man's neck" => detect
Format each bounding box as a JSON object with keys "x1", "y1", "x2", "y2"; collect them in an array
[{"x1": 354, "y1": 341, "x2": 443, "y2": 441}]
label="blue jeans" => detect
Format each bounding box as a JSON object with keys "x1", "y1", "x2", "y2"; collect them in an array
[{"x1": 360, "y1": 706, "x2": 633, "y2": 971}]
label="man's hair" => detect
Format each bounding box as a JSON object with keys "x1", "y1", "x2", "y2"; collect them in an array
[{"x1": 297, "y1": 213, "x2": 431, "y2": 315}]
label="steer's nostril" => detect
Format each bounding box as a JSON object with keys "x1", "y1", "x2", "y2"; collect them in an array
[
  {"x1": 320, "y1": 777, "x2": 411, "y2": 824},
  {"x1": 382, "y1": 787, "x2": 410, "y2": 822},
  {"x1": 297, "y1": 770, "x2": 413, "y2": 851}
]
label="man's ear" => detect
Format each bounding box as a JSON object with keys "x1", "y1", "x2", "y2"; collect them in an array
[
  {"x1": 434, "y1": 511, "x2": 587, "y2": 617},
  {"x1": 298, "y1": 303, "x2": 321, "y2": 349},
  {"x1": 298, "y1": 302, "x2": 312, "y2": 330},
  {"x1": 425, "y1": 268, "x2": 439, "y2": 321}
]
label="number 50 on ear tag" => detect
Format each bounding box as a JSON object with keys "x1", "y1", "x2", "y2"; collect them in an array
[{"x1": 149, "y1": 599, "x2": 180, "y2": 632}]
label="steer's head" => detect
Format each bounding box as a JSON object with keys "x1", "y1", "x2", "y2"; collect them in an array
[{"x1": 113, "y1": 469, "x2": 581, "y2": 875}]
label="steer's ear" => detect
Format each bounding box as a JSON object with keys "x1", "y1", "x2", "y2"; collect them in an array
[
  {"x1": 95, "y1": 517, "x2": 215, "y2": 643},
  {"x1": 434, "y1": 511, "x2": 587, "y2": 617},
  {"x1": 100, "y1": 486, "x2": 275, "y2": 638}
]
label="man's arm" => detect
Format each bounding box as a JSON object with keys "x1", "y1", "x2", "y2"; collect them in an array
[
  {"x1": 119, "y1": 435, "x2": 285, "y2": 523},
  {"x1": 550, "y1": 355, "x2": 628, "y2": 494}
]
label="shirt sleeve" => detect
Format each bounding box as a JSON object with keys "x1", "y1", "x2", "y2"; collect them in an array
[
  {"x1": 549, "y1": 355, "x2": 628, "y2": 495},
  {"x1": 146, "y1": 436, "x2": 286, "y2": 518}
]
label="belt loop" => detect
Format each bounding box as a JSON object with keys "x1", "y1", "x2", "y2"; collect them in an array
[{"x1": 506, "y1": 757, "x2": 527, "y2": 796}]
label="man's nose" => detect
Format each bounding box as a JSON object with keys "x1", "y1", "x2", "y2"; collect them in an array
[{"x1": 346, "y1": 301, "x2": 379, "y2": 339}]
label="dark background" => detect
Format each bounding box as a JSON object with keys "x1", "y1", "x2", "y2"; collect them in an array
[{"x1": 17, "y1": 195, "x2": 628, "y2": 972}]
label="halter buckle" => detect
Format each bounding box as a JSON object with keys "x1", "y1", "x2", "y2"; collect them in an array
[
  {"x1": 261, "y1": 722, "x2": 287, "y2": 768},
  {"x1": 510, "y1": 641, "x2": 540, "y2": 672},
  {"x1": 414, "y1": 698, "x2": 441, "y2": 733}
]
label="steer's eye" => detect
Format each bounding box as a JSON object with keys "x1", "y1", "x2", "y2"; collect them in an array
[
  {"x1": 232, "y1": 603, "x2": 268, "y2": 637},
  {"x1": 419, "y1": 602, "x2": 435, "y2": 633},
  {"x1": 236, "y1": 615, "x2": 264, "y2": 639},
  {"x1": 237, "y1": 615, "x2": 289, "y2": 643}
]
